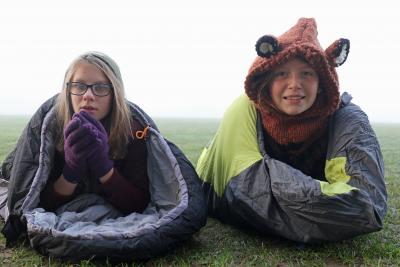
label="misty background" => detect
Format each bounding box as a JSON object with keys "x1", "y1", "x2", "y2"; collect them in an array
[{"x1": 1, "y1": 0, "x2": 399, "y2": 122}]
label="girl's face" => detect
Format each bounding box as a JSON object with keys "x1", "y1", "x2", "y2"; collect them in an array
[
  {"x1": 69, "y1": 62, "x2": 113, "y2": 121},
  {"x1": 269, "y1": 58, "x2": 319, "y2": 115}
]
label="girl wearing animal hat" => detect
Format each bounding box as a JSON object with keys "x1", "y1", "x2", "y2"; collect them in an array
[{"x1": 197, "y1": 18, "x2": 387, "y2": 243}]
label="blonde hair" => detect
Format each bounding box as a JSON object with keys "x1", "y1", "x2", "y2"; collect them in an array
[{"x1": 55, "y1": 52, "x2": 132, "y2": 159}]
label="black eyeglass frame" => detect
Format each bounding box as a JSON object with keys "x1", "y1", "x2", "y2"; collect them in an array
[{"x1": 67, "y1": 82, "x2": 113, "y2": 97}]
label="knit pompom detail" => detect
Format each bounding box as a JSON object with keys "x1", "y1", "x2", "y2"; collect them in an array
[{"x1": 256, "y1": 35, "x2": 279, "y2": 58}]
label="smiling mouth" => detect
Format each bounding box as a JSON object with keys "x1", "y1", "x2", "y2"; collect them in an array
[{"x1": 283, "y1": 96, "x2": 305, "y2": 100}]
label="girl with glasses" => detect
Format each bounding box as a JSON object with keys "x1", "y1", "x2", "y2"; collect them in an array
[
  {"x1": 41, "y1": 52, "x2": 149, "y2": 214},
  {"x1": 1, "y1": 51, "x2": 206, "y2": 260}
]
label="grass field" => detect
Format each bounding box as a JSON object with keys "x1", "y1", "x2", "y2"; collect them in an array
[{"x1": 0, "y1": 116, "x2": 399, "y2": 266}]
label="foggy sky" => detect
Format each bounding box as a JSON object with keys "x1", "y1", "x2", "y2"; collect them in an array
[{"x1": 1, "y1": 0, "x2": 399, "y2": 122}]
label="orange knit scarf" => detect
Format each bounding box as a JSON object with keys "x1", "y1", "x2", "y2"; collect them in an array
[{"x1": 258, "y1": 96, "x2": 330, "y2": 147}]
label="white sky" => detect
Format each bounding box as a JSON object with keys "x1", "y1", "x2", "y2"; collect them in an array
[{"x1": 1, "y1": 0, "x2": 399, "y2": 122}]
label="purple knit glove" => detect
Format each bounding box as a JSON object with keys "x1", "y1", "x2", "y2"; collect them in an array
[
  {"x1": 62, "y1": 116, "x2": 97, "y2": 183},
  {"x1": 75, "y1": 111, "x2": 114, "y2": 179}
]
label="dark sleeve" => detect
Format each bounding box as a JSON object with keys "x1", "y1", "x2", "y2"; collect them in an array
[
  {"x1": 100, "y1": 119, "x2": 150, "y2": 214},
  {"x1": 40, "y1": 184, "x2": 75, "y2": 212},
  {"x1": 39, "y1": 151, "x2": 75, "y2": 211}
]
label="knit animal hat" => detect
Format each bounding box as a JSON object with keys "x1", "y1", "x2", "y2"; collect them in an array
[
  {"x1": 244, "y1": 18, "x2": 350, "y2": 145},
  {"x1": 245, "y1": 17, "x2": 349, "y2": 117}
]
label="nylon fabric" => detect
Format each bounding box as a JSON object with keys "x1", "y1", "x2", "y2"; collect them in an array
[
  {"x1": 325, "y1": 157, "x2": 351, "y2": 184},
  {"x1": 319, "y1": 181, "x2": 357, "y2": 196},
  {"x1": 196, "y1": 95, "x2": 262, "y2": 196}
]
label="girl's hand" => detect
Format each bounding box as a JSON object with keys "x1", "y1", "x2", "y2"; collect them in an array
[
  {"x1": 62, "y1": 117, "x2": 96, "y2": 183},
  {"x1": 75, "y1": 111, "x2": 114, "y2": 180}
]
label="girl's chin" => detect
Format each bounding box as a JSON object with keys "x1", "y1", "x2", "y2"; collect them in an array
[{"x1": 282, "y1": 107, "x2": 308, "y2": 116}]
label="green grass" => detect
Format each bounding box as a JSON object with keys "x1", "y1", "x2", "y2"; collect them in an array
[
  {"x1": 0, "y1": 116, "x2": 30, "y2": 163},
  {"x1": 0, "y1": 117, "x2": 399, "y2": 266}
]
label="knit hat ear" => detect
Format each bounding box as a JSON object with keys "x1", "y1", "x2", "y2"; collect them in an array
[
  {"x1": 325, "y1": 38, "x2": 350, "y2": 67},
  {"x1": 256, "y1": 35, "x2": 280, "y2": 58}
]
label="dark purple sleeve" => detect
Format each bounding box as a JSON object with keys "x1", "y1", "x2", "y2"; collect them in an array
[
  {"x1": 40, "y1": 183, "x2": 75, "y2": 211},
  {"x1": 39, "y1": 151, "x2": 75, "y2": 211},
  {"x1": 100, "y1": 119, "x2": 150, "y2": 214}
]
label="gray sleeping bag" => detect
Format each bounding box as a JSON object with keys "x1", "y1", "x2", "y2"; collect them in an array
[
  {"x1": 197, "y1": 93, "x2": 387, "y2": 243},
  {"x1": 0, "y1": 95, "x2": 207, "y2": 260}
]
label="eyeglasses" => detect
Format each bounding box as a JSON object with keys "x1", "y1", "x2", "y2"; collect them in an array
[{"x1": 67, "y1": 82, "x2": 113, "y2": 97}]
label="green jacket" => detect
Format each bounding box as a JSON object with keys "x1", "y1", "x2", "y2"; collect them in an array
[{"x1": 197, "y1": 94, "x2": 387, "y2": 243}]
